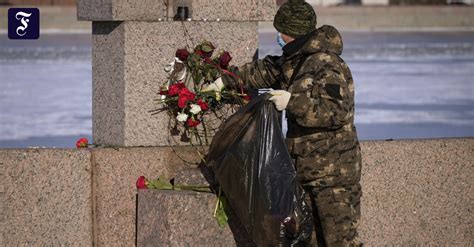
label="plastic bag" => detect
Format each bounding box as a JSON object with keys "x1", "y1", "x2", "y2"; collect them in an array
[{"x1": 207, "y1": 94, "x2": 313, "y2": 246}]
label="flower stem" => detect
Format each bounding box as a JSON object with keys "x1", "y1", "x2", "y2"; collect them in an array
[
  {"x1": 175, "y1": 185, "x2": 212, "y2": 193},
  {"x1": 196, "y1": 149, "x2": 207, "y2": 165},
  {"x1": 213, "y1": 187, "x2": 222, "y2": 217}
]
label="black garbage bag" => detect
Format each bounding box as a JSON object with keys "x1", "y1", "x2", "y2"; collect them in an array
[{"x1": 207, "y1": 94, "x2": 314, "y2": 246}]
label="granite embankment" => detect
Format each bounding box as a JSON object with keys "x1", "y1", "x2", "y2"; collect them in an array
[{"x1": 1, "y1": 138, "x2": 472, "y2": 245}]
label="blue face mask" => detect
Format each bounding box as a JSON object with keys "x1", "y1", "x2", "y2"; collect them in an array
[{"x1": 277, "y1": 32, "x2": 287, "y2": 48}]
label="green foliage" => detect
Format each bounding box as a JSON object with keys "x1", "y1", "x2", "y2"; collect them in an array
[
  {"x1": 197, "y1": 40, "x2": 215, "y2": 53},
  {"x1": 215, "y1": 195, "x2": 229, "y2": 228},
  {"x1": 147, "y1": 175, "x2": 173, "y2": 190}
]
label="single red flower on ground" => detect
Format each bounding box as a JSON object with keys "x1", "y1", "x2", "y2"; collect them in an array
[
  {"x1": 197, "y1": 98, "x2": 209, "y2": 111},
  {"x1": 175, "y1": 49, "x2": 190, "y2": 61},
  {"x1": 178, "y1": 88, "x2": 196, "y2": 108},
  {"x1": 219, "y1": 51, "x2": 232, "y2": 69},
  {"x1": 76, "y1": 138, "x2": 88, "y2": 148},
  {"x1": 168, "y1": 82, "x2": 185, "y2": 96},
  {"x1": 136, "y1": 176, "x2": 148, "y2": 189},
  {"x1": 187, "y1": 118, "x2": 201, "y2": 128},
  {"x1": 243, "y1": 94, "x2": 251, "y2": 102}
]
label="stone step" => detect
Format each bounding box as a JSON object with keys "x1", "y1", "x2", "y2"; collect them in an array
[
  {"x1": 136, "y1": 189, "x2": 255, "y2": 246},
  {"x1": 173, "y1": 167, "x2": 214, "y2": 187}
]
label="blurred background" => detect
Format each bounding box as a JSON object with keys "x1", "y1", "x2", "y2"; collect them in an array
[{"x1": 0, "y1": 0, "x2": 473, "y2": 147}]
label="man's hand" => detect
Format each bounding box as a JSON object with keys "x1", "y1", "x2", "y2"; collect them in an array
[
  {"x1": 202, "y1": 77, "x2": 225, "y2": 92},
  {"x1": 269, "y1": 90, "x2": 291, "y2": 111}
]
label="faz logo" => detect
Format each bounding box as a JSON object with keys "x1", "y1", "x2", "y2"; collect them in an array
[{"x1": 8, "y1": 8, "x2": 40, "y2": 40}]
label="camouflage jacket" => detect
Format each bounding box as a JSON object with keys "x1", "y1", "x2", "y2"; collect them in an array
[{"x1": 223, "y1": 25, "x2": 361, "y2": 186}]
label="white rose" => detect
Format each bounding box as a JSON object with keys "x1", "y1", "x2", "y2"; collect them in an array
[
  {"x1": 189, "y1": 104, "x2": 202, "y2": 115},
  {"x1": 176, "y1": 113, "x2": 188, "y2": 122}
]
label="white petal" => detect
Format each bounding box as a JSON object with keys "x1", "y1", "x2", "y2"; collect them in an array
[
  {"x1": 189, "y1": 104, "x2": 202, "y2": 114},
  {"x1": 176, "y1": 113, "x2": 188, "y2": 122}
]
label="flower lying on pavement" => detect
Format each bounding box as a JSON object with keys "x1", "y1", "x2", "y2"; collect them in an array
[
  {"x1": 136, "y1": 176, "x2": 148, "y2": 189},
  {"x1": 136, "y1": 175, "x2": 210, "y2": 192},
  {"x1": 135, "y1": 175, "x2": 223, "y2": 226},
  {"x1": 76, "y1": 138, "x2": 89, "y2": 148}
]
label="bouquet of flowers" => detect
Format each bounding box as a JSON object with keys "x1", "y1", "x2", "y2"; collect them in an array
[{"x1": 151, "y1": 40, "x2": 249, "y2": 146}]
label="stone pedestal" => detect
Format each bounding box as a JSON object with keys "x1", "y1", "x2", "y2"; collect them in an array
[
  {"x1": 137, "y1": 189, "x2": 256, "y2": 246},
  {"x1": 78, "y1": 0, "x2": 277, "y2": 147},
  {"x1": 137, "y1": 190, "x2": 233, "y2": 246}
]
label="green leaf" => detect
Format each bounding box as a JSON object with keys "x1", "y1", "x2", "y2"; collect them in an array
[
  {"x1": 200, "y1": 41, "x2": 215, "y2": 53},
  {"x1": 193, "y1": 74, "x2": 203, "y2": 87},
  {"x1": 215, "y1": 195, "x2": 229, "y2": 227},
  {"x1": 205, "y1": 71, "x2": 213, "y2": 83},
  {"x1": 147, "y1": 176, "x2": 173, "y2": 190}
]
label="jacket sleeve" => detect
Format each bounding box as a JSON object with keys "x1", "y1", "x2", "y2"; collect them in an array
[
  {"x1": 286, "y1": 55, "x2": 354, "y2": 130},
  {"x1": 221, "y1": 55, "x2": 281, "y2": 90}
]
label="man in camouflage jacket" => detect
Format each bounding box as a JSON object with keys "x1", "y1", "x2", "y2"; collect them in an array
[{"x1": 208, "y1": 0, "x2": 363, "y2": 246}]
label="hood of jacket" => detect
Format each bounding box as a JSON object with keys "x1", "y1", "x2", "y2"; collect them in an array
[{"x1": 283, "y1": 25, "x2": 343, "y2": 58}]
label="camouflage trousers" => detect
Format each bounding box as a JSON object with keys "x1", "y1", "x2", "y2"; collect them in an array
[
  {"x1": 286, "y1": 128, "x2": 363, "y2": 246},
  {"x1": 302, "y1": 183, "x2": 363, "y2": 247}
]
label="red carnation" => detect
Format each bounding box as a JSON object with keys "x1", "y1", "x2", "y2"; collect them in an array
[
  {"x1": 175, "y1": 49, "x2": 190, "y2": 61},
  {"x1": 76, "y1": 138, "x2": 88, "y2": 148},
  {"x1": 159, "y1": 89, "x2": 168, "y2": 95},
  {"x1": 219, "y1": 51, "x2": 232, "y2": 69},
  {"x1": 136, "y1": 176, "x2": 148, "y2": 189},
  {"x1": 168, "y1": 82, "x2": 185, "y2": 96},
  {"x1": 197, "y1": 99, "x2": 209, "y2": 111},
  {"x1": 187, "y1": 118, "x2": 201, "y2": 128},
  {"x1": 178, "y1": 88, "x2": 196, "y2": 108}
]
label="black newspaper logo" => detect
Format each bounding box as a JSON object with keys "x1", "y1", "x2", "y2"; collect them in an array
[{"x1": 8, "y1": 8, "x2": 40, "y2": 40}]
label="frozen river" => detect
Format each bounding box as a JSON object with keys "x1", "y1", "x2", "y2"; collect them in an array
[{"x1": 1, "y1": 31, "x2": 473, "y2": 147}]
